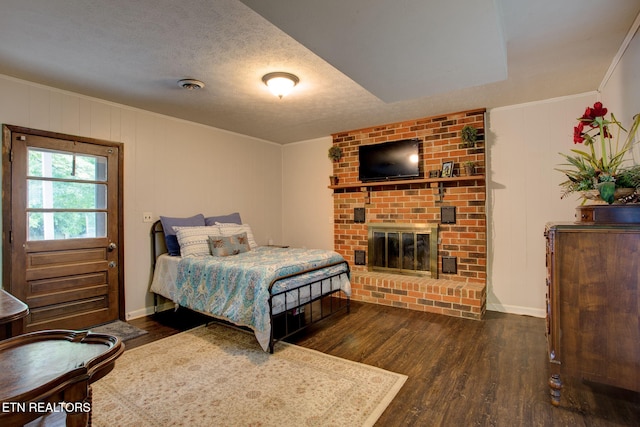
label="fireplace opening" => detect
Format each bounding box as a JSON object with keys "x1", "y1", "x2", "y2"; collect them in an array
[{"x1": 367, "y1": 223, "x2": 438, "y2": 278}]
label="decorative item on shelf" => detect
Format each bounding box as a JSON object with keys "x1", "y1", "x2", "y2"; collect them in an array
[
  {"x1": 429, "y1": 169, "x2": 441, "y2": 178},
  {"x1": 441, "y1": 161, "x2": 454, "y2": 178},
  {"x1": 557, "y1": 102, "x2": 640, "y2": 204},
  {"x1": 463, "y1": 161, "x2": 476, "y2": 176},
  {"x1": 328, "y1": 146, "x2": 342, "y2": 187},
  {"x1": 328, "y1": 146, "x2": 343, "y2": 162},
  {"x1": 460, "y1": 125, "x2": 478, "y2": 148}
]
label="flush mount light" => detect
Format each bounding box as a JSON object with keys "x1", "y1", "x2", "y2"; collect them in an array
[
  {"x1": 262, "y1": 72, "x2": 299, "y2": 99},
  {"x1": 178, "y1": 79, "x2": 205, "y2": 90}
]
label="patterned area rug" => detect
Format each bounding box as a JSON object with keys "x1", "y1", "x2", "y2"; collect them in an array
[
  {"x1": 90, "y1": 320, "x2": 148, "y2": 342},
  {"x1": 91, "y1": 324, "x2": 407, "y2": 427}
]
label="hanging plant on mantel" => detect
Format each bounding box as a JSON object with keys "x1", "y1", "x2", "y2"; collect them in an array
[
  {"x1": 328, "y1": 146, "x2": 343, "y2": 186},
  {"x1": 328, "y1": 145, "x2": 343, "y2": 162},
  {"x1": 460, "y1": 125, "x2": 478, "y2": 148}
]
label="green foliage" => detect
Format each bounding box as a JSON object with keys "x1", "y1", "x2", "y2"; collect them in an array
[
  {"x1": 28, "y1": 149, "x2": 103, "y2": 240},
  {"x1": 328, "y1": 146, "x2": 343, "y2": 162},
  {"x1": 460, "y1": 125, "x2": 478, "y2": 145}
]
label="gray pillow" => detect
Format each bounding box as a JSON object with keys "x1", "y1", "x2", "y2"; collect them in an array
[
  {"x1": 205, "y1": 212, "x2": 242, "y2": 226},
  {"x1": 160, "y1": 214, "x2": 205, "y2": 256}
]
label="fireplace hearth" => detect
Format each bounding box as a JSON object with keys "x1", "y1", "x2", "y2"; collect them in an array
[{"x1": 367, "y1": 223, "x2": 438, "y2": 278}]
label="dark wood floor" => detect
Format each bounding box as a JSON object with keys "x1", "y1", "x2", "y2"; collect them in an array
[{"x1": 127, "y1": 302, "x2": 639, "y2": 426}]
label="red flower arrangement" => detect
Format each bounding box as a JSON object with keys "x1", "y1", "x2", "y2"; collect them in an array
[{"x1": 558, "y1": 102, "x2": 640, "y2": 203}]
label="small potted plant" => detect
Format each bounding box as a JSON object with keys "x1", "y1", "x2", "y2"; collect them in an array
[
  {"x1": 328, "y1": 146, "x2": 343, "y2": 186},
  {"x1": 463, "y1": 161, "x2": 476, "y2": 176},
  {"x1": 461, "y1": 125, "x2": 478, "y2": 148},
  {"x1": 328, "y1": 146, "x2": 343, "y2": 162}
]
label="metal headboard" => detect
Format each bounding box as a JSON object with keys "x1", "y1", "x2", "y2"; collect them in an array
[{"x1": 151, "y1": 220, "x2": 167, "y2": 269}]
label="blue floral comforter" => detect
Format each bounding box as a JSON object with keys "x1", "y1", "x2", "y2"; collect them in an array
[{"x1": 174, "y1": 247, "x2": 350, "y2": 351}]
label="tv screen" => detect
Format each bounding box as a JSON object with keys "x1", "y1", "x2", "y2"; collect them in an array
[{"x1": 359, "y1": 139, "x2": 421, "y2": 182}]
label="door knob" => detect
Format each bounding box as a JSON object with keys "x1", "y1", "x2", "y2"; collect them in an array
[{"x1": 108, "y1": 242, "x2": 117, "y2": 251}]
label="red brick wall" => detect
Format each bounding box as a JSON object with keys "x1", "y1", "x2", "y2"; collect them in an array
[{"x1": 331, "y1": 109, "x2": 486, "y2": 319}]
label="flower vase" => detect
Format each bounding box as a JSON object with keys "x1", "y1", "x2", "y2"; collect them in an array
[
  {"x1": 580, "y1": 187, "x2": 635, "y2": 204},
  {"x1": 597, "y1": 182, "x2": 616, "y2": 204}
]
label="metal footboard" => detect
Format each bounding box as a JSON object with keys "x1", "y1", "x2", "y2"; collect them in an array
[{"x1": 267, "y1": 260, "x2": 351, "y2": 353}]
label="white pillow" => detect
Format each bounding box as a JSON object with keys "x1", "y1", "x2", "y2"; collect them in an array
[
  {"x1": 215, "y1": 223, "x2": 258, "y2": 249},
  {"x1": 173, "y1": 226, "x2": 222, "y2": 257}
]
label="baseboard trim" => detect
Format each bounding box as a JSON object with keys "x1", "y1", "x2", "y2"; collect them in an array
[
  {"x1": 487, "y1": 302, "x2": 545, "y2": 318},
  {"x1": 126, "y1": 302, "x2": 175, "y2": 320}
]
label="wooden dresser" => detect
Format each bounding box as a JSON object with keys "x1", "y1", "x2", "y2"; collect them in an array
[{"x1": 545, "y1": 222, "x2": 640, "y2": 405}]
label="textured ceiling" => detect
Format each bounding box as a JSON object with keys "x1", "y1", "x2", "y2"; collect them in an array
[{"x1": 0, "y1": 0, "x2": 638, "y2": 144}]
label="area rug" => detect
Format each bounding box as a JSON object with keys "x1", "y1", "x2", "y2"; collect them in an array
[
  {"x1": 91, "y1": 323, "x2": 407, "y2": 427},
  {"x1": 90, "y1": 320, "x2": 148, "y2": 341}
]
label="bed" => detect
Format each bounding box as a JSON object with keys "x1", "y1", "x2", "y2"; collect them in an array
[{"x1": 149, "y1": 220, "x2": 351, "y2": 353}]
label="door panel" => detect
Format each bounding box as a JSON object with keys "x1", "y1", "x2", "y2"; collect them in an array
[{"x1": 2, "y1": 125, "x2": 123, "y2": 332}]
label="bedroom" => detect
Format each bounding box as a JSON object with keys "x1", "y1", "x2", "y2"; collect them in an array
[{"x1": 0, "y1": 0, "x2": 639, "y2": 425}]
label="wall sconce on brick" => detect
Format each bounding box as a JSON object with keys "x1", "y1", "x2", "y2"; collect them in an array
[
  {"x1": 442, "y1": 256, "x2": 457, "y2": 274},
  {"x1": 441, "y1": 206, "x2": 456, "y2": 224}
]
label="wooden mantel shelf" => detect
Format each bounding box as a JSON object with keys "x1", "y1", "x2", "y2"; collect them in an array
[{"x1": 328, "y1": 175, "x2": 485, "y2": 190}]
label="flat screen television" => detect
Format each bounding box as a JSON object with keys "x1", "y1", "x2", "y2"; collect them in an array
[{"x1": 358, "y1": 138, "x2": 421, "y2": 182}]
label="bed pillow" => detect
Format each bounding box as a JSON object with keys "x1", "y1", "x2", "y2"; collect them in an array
[
  {"x1": 174, "y1": 226, "x2": 223, "y2": 257},
  {"x1": 160, "y1": 214, "x2": 206, "y2": 256},
  {"x1": 204, "y1": 212, "x2": 242, "y2": 226},
  {"x1": 208, "y1": 232, "x2": 251, "y2": 257},
  {"x1": 216, "y1": 222, "x2": 258, "y2": 249}
]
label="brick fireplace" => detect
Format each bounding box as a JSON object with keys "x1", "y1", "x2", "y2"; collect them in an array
[{"x1": 331, "y1": 109, "x2": 486, "y2": 319}]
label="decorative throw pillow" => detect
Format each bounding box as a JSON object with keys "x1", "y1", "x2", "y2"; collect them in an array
[
  {"x1": 215, "y1": 223, "x2": 258, "y2": 249},
  {"x1": 204, "y1": 212, "x2": 242, "y2": 226},
  {"x1": 208, "y1": 232, "x2": 251, "y2": 257},
  {"x1": 160, "y1": 214, "x2": 206, "y2": 256},
  {"x1": 174, "y1": 226, "x2": 223, "y2": 257}
]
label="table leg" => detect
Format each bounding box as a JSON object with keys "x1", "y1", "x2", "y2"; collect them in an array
[{"x1": 63, "y1": 381, "x2": 90, "y2": 427}]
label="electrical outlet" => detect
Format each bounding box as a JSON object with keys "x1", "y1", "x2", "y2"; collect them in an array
[{"x1": 143, "y1": 212, "x2": 153, "y2": 223}]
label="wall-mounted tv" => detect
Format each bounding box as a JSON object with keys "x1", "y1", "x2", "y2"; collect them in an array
[{"x1": 359, "y1": 138, "x2": 421, "y2": 182}]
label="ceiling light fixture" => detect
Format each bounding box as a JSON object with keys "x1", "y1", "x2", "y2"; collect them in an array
[
  {"x1": 262, "y1": 72, "x2": 299, "y2": 99},
  {"x1": 178, "y1": 79, "x2": 205, "y2": 90}
]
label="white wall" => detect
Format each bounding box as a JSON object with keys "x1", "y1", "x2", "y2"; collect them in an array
[
  {"x1": 487, "y1": 93, "x2": 596, "y2": 317},
  {"x1": 281, "y1": 137, "x2": 334, "y2": 250},
  {"x1": 600, "y1": 23, "x2": 640, "y2": 155},
  {"x1": 0, "y1": 75, "x2": 283, "y2": 319}
]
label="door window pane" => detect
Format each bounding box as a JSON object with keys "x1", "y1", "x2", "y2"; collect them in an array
[
  {"x1": 27, "y1": 180, "x2": 107, "y2": 209},
  {"x1": 28, "y1": 212, "x2": 107, "y2": 240},
  {"x1": 28, "y1": 148, "x2": 107, "y2": 181},
  {"x1": 26, "y1": 147, "x2": 109, "y2": 241}
]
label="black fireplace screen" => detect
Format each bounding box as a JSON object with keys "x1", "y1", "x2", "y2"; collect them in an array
[{"x1": 368, "y1": 224, "x2": 438, "y2": 277}]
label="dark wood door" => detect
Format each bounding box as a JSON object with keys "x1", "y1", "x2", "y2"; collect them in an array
[{"x1": 2, "y1": 125, "x2": 124, "y2": 332}]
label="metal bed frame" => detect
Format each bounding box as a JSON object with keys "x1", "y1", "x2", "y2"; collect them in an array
[{"x1": 150, "y1": 220, "x2": 350, "y2": 353}]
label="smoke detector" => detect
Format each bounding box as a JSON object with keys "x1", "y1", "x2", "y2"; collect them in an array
[{"x1": 178, "y1": 79, "x2": 205, "y2": 90}]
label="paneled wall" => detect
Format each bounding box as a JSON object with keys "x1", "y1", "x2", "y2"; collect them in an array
[{"x1": 0, "y1": 75, "x2": 283, "y2": 319}]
